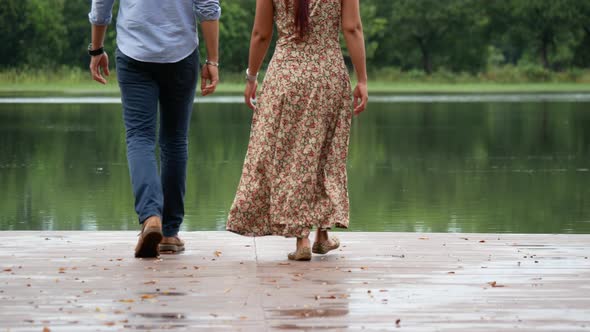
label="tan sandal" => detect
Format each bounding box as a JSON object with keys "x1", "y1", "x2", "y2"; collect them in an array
[
  {"x1": 287, "y1": 247, "x2": 312, "y2": 261},
  {"x1": 312, "y1": 236, "x2": 340, "y2": 254}
]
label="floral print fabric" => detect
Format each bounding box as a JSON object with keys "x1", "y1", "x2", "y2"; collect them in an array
[{"x1": 226, "y1": 0, "x2": 352, "y2": 237}]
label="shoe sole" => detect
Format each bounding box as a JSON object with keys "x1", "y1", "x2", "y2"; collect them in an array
[
  {"x1": 159, "y1": 244, "x2": 185, "y2": 254},
  {"x1": 135, "y1": 228, "x2": 163, "y2": 258}
]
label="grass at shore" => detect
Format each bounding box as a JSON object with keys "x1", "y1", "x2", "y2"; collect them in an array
[{"x1": 2, "y1": 67, "x2": 590, "y2": 96}]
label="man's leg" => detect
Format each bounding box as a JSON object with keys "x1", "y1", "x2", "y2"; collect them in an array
[
  {"x1": 116, "y1": 49, "x2": 164, "y2": 256},
  {"x1": 156, "y1": 49, "x2": 199, "y2": 241}
]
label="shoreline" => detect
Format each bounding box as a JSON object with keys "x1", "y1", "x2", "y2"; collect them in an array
[{"x1": 2, "y1": 82, "x2": 590, "y2": 97}]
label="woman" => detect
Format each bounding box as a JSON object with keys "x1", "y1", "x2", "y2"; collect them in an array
[{"x1": 227, "y1": 0, "x2": 368, "y2": 261}]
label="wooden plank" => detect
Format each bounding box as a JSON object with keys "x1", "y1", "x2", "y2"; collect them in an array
[{"x1": 0, "y1": 232, "x2": 589, "y2": 331}]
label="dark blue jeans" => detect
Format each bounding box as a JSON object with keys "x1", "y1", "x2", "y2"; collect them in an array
[{"x1": 116, "y1": 48, "x2": 198, "y2": 237}]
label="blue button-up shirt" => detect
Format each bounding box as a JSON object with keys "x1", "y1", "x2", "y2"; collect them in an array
[{"x1": 89, "y1": 0, "x2": 220, "y2": 63}]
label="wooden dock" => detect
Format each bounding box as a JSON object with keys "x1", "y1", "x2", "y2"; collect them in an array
[{"x1": 1, "y1": 231, "x2": 589, "y2": 331}]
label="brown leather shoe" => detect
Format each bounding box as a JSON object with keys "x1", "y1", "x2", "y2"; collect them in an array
[
  {"x1": 134, "y1": 216, "x2": 163, "y2": 258},
  {"x1": 159, "y1": 236, "x2": 185, "y2": 254}
]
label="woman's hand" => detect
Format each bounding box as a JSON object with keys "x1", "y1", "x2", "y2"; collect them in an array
[
  {"x1": 244, "y1": 80, "x2": 258, "y2": 110},
  {"x1": 353, "y1": 82, "x2": 368, "y2": 115}
]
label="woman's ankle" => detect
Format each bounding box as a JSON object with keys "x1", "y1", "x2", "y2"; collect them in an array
[{"x1": 315, "y1": 229, "x2": 328, "y2": 242}]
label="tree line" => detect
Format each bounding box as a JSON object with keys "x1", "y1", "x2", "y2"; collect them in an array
[{"x1": 1, "y1": 0, "x2": 589, "y2": 75}]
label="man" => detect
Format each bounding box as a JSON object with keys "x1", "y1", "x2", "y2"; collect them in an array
[{"x1": 88, "y1": 0, "x2": 221, "y2": 258}]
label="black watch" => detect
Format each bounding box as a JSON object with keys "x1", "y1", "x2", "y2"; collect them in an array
[{"x1": 88, "y1": 43, "x2": 105, "y2": 56}]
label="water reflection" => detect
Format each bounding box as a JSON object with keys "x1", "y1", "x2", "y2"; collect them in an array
[{"x1": 0, "y1": 100, "x2": 589, "y2": 233}]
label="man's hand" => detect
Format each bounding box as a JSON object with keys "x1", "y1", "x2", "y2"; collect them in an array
[
  {"x1": 201, "y1": 64, "x2": 219, "y2": 96},
  {"x1": 89, "y1": 53, "x2": 110, "y2": 85}
]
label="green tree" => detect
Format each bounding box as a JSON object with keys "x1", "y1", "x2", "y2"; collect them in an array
[
  {"x1": 389, "y1": 0, "x2": 488, "y2": 74},
  {"x1": 499, "y1": 0, "x2": 579, "y2": 69}
]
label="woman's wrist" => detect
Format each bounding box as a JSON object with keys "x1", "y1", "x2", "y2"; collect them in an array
[{"x1": 246, "y1": 68, "x2": 259, "y2": 82}]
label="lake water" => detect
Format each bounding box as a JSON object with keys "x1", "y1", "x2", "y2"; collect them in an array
[{"x1": 1, "y1": 95, "x2": 589, "y2": 233}]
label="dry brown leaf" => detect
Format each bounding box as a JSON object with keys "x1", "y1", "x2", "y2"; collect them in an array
[
  {"x1": 447, "y1": 271, "x2": 456, "y2": 274},
  {"x1": 479, "y1": 240, "x2": 486, "y2": 243},
  {"x1": 43, "y1": 328, "x2": 51, "y2": 332},
  {"x1": 395, "y1": 319, "x2": 401, "y2": 327},
  {"x1": 104, "y1": 322, "x2": 116, "y2": 326},
  {"x1": 141, "y1": 294, "x2": 157, "y2": 299},
  {"x1": 2, "y1": 268, "x2": 12, "y2": 272},
  {"x1": 143, "y1": 280, "x2": 157, "y2": 285},
  {"x1": 487, "y1": 281, "x2": 505, "y2": 288},
  {"x1": 360, "y1": 266, "x2": 368, "y2": 270},
  {"x1": 214, "y1": 250, "x2": 222, "y2": 257},
  {"x1": 119, "y1": 299, "x2": 135, "y2": 303}
]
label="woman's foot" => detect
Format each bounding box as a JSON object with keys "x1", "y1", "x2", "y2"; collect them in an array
[
  {"x1": 312, "y1": 230, "x2": 340, "y2": 255},
  {"x1": 288, "y1": 237, "x2": 312, "y2": 261}
]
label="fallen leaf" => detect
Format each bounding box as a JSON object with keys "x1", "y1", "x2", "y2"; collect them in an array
[
  {"x1": 3, "y1": 268, "x2": 12, "y2": 272},
  {"x1": 447, "y1": 271, "x2": 456, "y2": 274},
  {"x1": 43, "y1": 327, "x2": 51, "y2": 332},
  {"x1": 119, "y1": 299, "x2": 135, "y2": 303},
  {"x1": 418, "y1": 237, "x2": 429, "y2": 240},
  {"x1": 487, "y1": 281, "x2": 505, "y2": 288},
  {"x1": 104, "y1": 322, "x2": 116, "y2": 326},
  {"x1": 193, "y1": 266, "x2": 200, "y2": 270},
  {"x1": 141, "y1": 294, "x2": 157, "y2": 300},
  {"x1": 143, "y1": 280, "x2": 158, "y2": 285},
  {"x1": 479, "y1": 240, "x2": 486, "y2": 243},
  {"x1": 214, "y1": 250, "x2": 222, "y2": 257},
  {"x1": 396, "y1": 319, "x2": 401, "y2": 327},
  {"x1": 360, "y1": 267, "x2": 368, "y2": 270},
  {"x1": 224, "y1": 288, "x2": 232, "y2": 294},
  {"x1": 239, "y1": 316, "x2": 248, "y2": 320}
]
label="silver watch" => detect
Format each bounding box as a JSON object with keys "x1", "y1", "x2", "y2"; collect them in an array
[{"x1": 246, "y1": 68, "x2": 258, "y2": 82}]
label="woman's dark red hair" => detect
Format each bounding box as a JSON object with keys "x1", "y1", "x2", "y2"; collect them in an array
[{"x1": 288, "y1": 0, "x2": 310, "y2": 37}]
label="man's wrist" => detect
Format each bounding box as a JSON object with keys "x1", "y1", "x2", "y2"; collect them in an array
[
  {"x1": 88, "y1": 43, "x2": 105, "y2": 56},
  {"x1": 205, "y1": 59, "x2": 219, "y2": 67}
]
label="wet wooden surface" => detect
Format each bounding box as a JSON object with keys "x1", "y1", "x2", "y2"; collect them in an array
[{"x1": 0, "y1": 231, "x2": 589, "y2": 331}]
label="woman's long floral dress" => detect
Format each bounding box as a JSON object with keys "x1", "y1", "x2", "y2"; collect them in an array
[{"x1": 226, "y1": 0, "x2": 353, "y2": 238}]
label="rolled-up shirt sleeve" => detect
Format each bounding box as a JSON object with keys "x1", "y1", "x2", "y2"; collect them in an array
[
  {"x1": 194, "y1": 0, "x2": 221, "y2": 22},
  {"x1": 88, "y1": 0, "x2": 116, "y2": 25}
]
